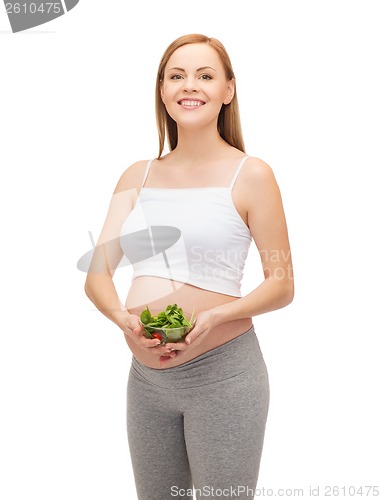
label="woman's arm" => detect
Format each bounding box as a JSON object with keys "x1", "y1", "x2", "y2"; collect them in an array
[
  {"x1": 186, "y1": 157, "x2": 294, "y2": 343},
  {"x1": 215, "y1": 158, "x2": 294, "y2": 320},
  {"x1": 84, "y1": 161, "x2": 149, "y2": 333},
  {"x1": 84, "y1": 161, "x2": 184, "y2": 365},
  {"x1": 84, "y1": 169, "x2": 138, "y2": 330},
  {"x1": 85, "y1": 272, "x2": 131, "y2": 331}
]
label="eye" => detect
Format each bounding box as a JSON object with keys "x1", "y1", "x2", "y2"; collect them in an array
[
  {"x1": 169, "y1": 74, "x2": 183, "y2": 80},
  {"x1": 200, "y1": 74, "x2": 212, "y2": 80}
]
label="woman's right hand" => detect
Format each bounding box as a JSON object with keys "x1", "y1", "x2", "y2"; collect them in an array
[{"x1": 122, "y1": 314, "x2": 178, "y2": 362}]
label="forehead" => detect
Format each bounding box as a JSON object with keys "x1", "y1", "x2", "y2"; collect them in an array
[{"x1": 165, "y1": 43, "x2": 223, "y2": 71}]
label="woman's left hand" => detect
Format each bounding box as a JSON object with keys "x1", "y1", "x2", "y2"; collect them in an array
[{"x1": 163, "y1": 309, "x2": 218, "y2": 355}]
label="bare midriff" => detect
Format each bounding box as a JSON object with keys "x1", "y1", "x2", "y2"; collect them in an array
[{"x1": 124, "y1": 276, "x2": 252, "y2": 369}]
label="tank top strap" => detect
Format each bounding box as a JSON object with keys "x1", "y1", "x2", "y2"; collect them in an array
[
  {"x1": 229, "y1": 155, "x2": 249, "y2": 190},
  {"x1": 141, "y1": 159, "x2": 155, "y2": 188}
]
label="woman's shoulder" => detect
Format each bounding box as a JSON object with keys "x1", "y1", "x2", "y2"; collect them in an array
[
  {"x1": 240, "y1": 156, "x2": 275, "y2": 186},
  {"x1": 237, "y1": 156, "x2": 278, "y2": 195},
  {"x1": 113, "y1": 159, "x2": 151, "y2": 194},
  {"x1": 243, "y1": 156, "x2": 274, "y2": 178}
]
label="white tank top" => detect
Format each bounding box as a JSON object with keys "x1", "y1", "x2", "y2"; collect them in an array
[{"x1": 120, "y1": 156, "x2": 252, "y2": 297}]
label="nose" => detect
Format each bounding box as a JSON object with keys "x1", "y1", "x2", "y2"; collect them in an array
[{"x1": 182, "y1": 76, "x2": 199, "y2": 93}]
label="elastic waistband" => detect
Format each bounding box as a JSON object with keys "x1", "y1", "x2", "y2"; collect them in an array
[{"x1": 131, "y1": 326, "x2": 264, "y2": 390}]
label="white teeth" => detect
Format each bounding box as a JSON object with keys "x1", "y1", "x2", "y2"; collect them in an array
[{"x1": 180, "y1": 100, "x2": 203, "y2": 107}]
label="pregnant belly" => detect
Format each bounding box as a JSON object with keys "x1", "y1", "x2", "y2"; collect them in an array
[{"x1": 124, "y1": 276, "x2": 253, "y2": 369}]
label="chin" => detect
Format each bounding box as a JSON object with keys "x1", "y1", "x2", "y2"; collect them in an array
[{"x1": 174, "y1": 115, "x2": 219, "y2": 131}]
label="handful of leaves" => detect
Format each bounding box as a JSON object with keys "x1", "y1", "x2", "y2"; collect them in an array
[{"x1": 140, "y1": 304, "x2": 195, "y2": 344}]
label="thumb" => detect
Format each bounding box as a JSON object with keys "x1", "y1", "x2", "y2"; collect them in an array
[
  {"x1": 132, "y1": 321, "x2": 143, "y2": 334},
  {"x1": 127, "y1": 316, "x2": 142, "y2": 334},
  {"x1": 185, "y1": 327, "x2": 202, "y2": 344}
]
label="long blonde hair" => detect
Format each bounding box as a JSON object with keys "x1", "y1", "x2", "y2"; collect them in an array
[{"x1": 155, "y1": 34, "x2": 245, "y2": 158}]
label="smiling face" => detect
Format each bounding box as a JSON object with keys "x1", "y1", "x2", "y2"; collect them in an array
[{"x1": 160, "y1": 43, "x2": 235, "y2": 131}]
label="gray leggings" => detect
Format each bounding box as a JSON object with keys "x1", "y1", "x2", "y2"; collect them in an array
[{"x1": 126, "y1": 326, "x2": 270, "y2": 500}]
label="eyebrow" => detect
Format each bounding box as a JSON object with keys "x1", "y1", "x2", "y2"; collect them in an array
[{"x1": 167, "y1": 66, "x2": 216, "y2": 72}]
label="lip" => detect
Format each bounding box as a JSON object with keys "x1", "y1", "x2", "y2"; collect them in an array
[{"x1": 177, "y1": 98, "x2": 206, "y2": 109}]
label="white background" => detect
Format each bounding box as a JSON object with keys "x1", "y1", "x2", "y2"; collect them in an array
[{"x1": 1, "y1": 1, "x2": 380, "y2": 498}]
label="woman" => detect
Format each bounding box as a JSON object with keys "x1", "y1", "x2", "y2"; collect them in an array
[{"x1": 85, "y1": 34, "x2": 294, "y2": 500}]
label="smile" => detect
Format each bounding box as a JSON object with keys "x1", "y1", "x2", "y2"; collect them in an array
[{"x1": 177, "y1": 99, "x2": 205, "y2": 109}]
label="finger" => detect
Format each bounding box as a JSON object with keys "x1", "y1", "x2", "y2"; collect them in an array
[
  {"x1": 125, "y1": 325, "x2": 142, "y2": 337},
  {"x1": 127, "y1": 317, "x2": 142, "y2": 332},
  {"x1": 125, "y1": 325, "x2": 143, "y2": 338},
  {"x1": 132, "y1": 324, "x2": 143, "y2": 334},
  {"x1": 148, "y1": 344, "x2": 177, "y2": 356},
  {"x1": 165, "y1": 342, "x2": 186, "y2": 351},
  {"x1": 140, "y1": 337, "x2": 162, "y2": 348},
  {"x1": 159, "y1": 344, "x2": 179, "y2": 355},
  {"x1": 185, "y1": 328, "x2": 204, "y2": 344}
]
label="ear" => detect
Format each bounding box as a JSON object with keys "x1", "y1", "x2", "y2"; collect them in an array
[
  {"x1": 223, "y1": 78, "x2": 235, "y2": 105},
  {"x1": 160, "y1": 80, "x2": 165, "y2": 101}
]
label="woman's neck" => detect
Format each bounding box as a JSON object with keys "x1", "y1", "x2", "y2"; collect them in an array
[{"x1": 173, "y1": 126, "x2": 231, "y2": 164}]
